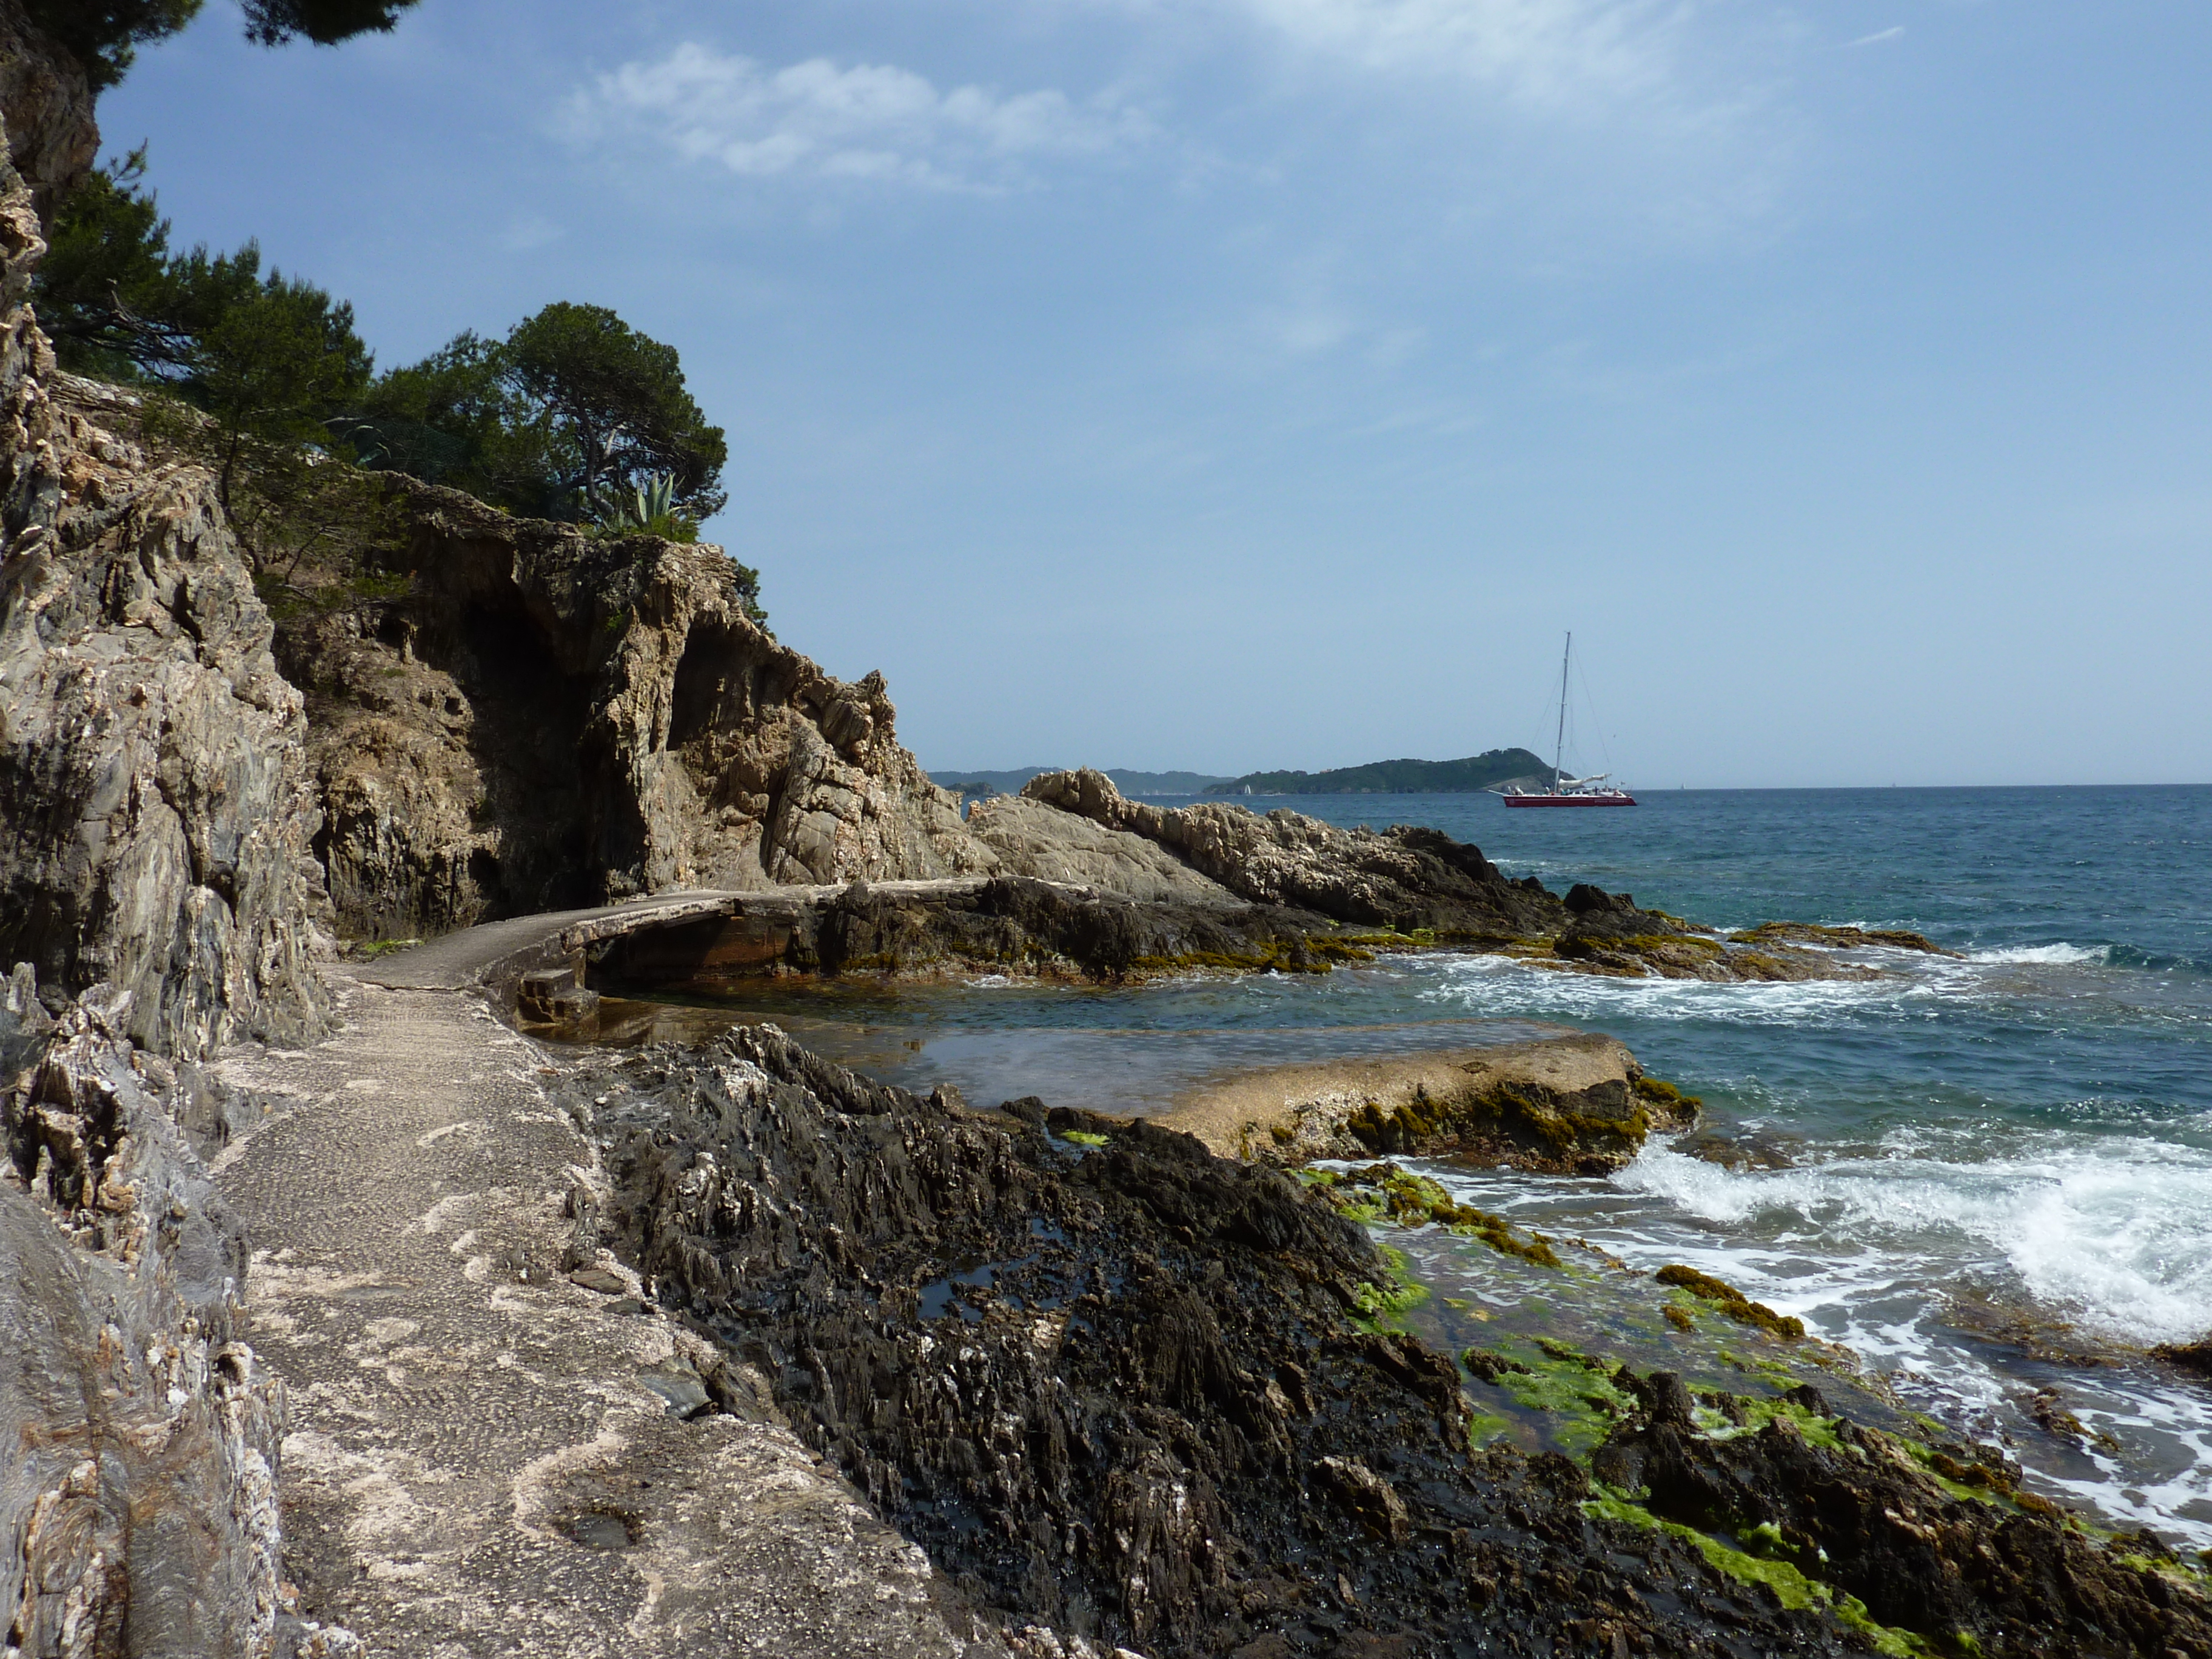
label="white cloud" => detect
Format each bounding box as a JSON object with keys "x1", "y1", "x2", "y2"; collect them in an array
[
  {"x1": 1849, "y1": 25, "x2": 1905, "y2": 47},
  {"x1": 571, "y1": 44, "x2": 1155, "y2": 192},
  {"x1": 1216, "y1": 0, "x2": 1687, "y2": 112}
]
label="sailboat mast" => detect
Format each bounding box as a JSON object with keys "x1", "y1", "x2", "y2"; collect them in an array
[{"x1": 1553, "y1": 632, "x2": 1571, "y2": 784}]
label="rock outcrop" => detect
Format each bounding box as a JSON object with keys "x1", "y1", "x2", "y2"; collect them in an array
[
  {"x1": 586, "y1": 1024, "x2": 1867, "y2": 1659},
  {"x1": 274, "y1": 475, "x2": 991, "y2": 940},
  {"x1": 1158, "y1": 1033, "x2": 1700, "y2": 1174},
  {"x1": 1010, "y1": 771, "x2": 1860, "y2": 981},
  {"x1": 0, "y1": 18, "x2": 307, "y2": 1655},
  {"x1": 2, "y1": 977, "x2": 289, "y2": 1659},
  {"x1": 1589, "y1": 1378, "x2": 2212, "y2": 1657},
  {"x1": 1017, "y1": 767, "x2": 1557, "y2": 939},
  {"x1": 2, "y1": 374, "x2": 332, "y2": 1057}
]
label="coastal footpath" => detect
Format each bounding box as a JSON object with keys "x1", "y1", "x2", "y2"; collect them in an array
[{"x1": 4, "y1": 8, "x2": 2210, "y2": 1654}]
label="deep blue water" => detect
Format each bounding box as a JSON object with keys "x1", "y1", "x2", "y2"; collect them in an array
[{"x1": 607, "y1": 786, "x2": 2212, "y2": 1543}]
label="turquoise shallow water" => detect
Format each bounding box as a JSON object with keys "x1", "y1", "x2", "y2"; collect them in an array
[{"x1": 601, "y1": 785, "x2": 2212, "y2": 1546}]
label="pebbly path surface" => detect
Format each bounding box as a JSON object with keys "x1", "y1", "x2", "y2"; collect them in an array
[{"x1": 212, "y1": 966, "x2": 1004, "y2": 1658}]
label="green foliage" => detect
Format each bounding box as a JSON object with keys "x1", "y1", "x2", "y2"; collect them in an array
[
  {"x1": 32, "y1": 156, "x2": 756, "y2": 606},
  {"x1": 503, "y1": 301, "x2": 728, "y2": 521},
  {"x1": 362, "y1": 304, "x2": 732, "y2": 534},
  {"x1": 32, "y1": 147, "x2": 176, "y2": 377},
  {"x1": 595, "y1": 472, "x2": 698, "y2": 542},
  {"x1": 34, "y1": 153, "x2": 372, "y2": 444},
  {"x1": 28, "y1": 0, "x2": 420, "y2": 90},
  {"x1": 348, "y1": 330, "x2": 570, "y2": 515},
  {"x1": 241, "y1": 0, "x2": 420, "y2": 47},
  {"x1": 194, "y1": 267, "x2": 374, "y2": 508},
  {"x1": 27, "y1": 0, "x2": 201, "y2": 90}
]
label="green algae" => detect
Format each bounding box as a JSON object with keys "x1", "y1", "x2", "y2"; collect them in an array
[
  {"x1": 1316, "y1": 1163, "x2": 1564, "y2": 1269},
  {"x1": 1350, "y1": 1239, "x2": 1430, "y2": 1330},
  {"x1": 1696, "y1": 1392, "x2": 1850, "y2": 1453},
  {"x1": 1461, "y1": 1339, "x2": 1636, "y2": 1456},
  {"x1": 1583, "y1": 1486, "x2": 1930, "y2": 1657},
  {"x1": 1057, "y1": 1130, "x2": 1109, "y2": 1148},
  {"x1": 1657, "y1": 1264, "x2": 1806, "y2": 1339}
]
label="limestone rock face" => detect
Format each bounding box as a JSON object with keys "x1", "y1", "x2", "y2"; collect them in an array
[
  {"x1": 0, "y1": 41, "x2": 306, "y2": 1656},
  {"x1": 284, "y1": 478, "x2": 996, "y2": 939},
  {"x1": 0, "y1": 0, "x2": 95, "y2": 224},
  {"x1": 1, "y1": 983, "x2": 287, "y2": 1659},
  {"x1": 0, "y1": 113, "x2": 327, "y2": 1057},
  {"x1": 0, "y1": 372, "x2": 332, "y2": 1056}
]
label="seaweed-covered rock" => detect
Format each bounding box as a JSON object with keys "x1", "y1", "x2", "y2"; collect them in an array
[
  {"x1": 583, "y1": 1025, "x2": 1871, "y2": 1658},
  {"x1": 1594, "y1": 1376, "x2": 2212, "y2": 1657}
]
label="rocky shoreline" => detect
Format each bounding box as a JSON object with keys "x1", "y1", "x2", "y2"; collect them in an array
[
  {"x1": 4, "y1": 10, "x2": 2207, "y2": 1652},
  {"x1": 569, "y1": 1022, "x2": 2212, "y2": 1659}
]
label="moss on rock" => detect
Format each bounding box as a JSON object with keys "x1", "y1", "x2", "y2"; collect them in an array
[{"x1": 1656, "y1": 1264, "x2": 1806, "y2": 1340}]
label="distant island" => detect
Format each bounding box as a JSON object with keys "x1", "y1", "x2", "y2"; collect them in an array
[
  {"x1": 933, "y1": 749, "x2": 1556, "y2": 800},
  {"x1": 1205, "y1": 749, "x2": 1553, "y2": 795}
]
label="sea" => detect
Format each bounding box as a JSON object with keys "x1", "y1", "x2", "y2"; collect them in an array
[{"x1": 593, "y1": 785, "x2": 2212, "y2": 1550}]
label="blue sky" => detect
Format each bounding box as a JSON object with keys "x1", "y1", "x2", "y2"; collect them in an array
[{"x1": 101, "y1": 1, "x2": 2211, "y2": 786}]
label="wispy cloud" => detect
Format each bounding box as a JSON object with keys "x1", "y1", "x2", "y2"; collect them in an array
[
  {"x1": 1225, "y1": 0, "x2": 1687, "y2": 112},
  {"x1": 1849, "y1": 25, "x2": 1905, "y2": 48},
  {"x1": 1203, "y1": 0, "x2": 1806, "y2": 245},
  {"x1": 569, "y1": 44, "x2": 1155, "y2": 192}
]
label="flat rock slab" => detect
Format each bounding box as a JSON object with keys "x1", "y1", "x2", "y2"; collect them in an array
[
  {"x1": 213, "y1": 974, "x2": 1002, "y2": 1658},
  {"x1": 1156, "y1": 1031, "x2": 1643, "y2": 1162}
]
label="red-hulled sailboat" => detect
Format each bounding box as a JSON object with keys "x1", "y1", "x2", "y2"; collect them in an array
[{"x1": 1497, "y1": 634, "x2": 1636, "y2": 808}]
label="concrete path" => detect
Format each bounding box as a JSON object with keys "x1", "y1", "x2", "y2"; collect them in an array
[
  {"x1": 212, "y1": 967, "x2": 1004, "y2": 1658},
  {"x1": 346, "y1": 891, "x2": 746, "y2": 990}
]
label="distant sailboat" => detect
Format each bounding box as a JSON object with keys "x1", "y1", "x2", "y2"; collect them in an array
[{"x1": 1497, "y1": 634, "x2": 1636, "y2": 808}]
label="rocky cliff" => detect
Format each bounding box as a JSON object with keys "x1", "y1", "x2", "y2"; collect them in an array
[
  {"x1": 272, "y1": 475, "x2": 990, "y2": 940},
  {"x1": 1, "y1": 12, "x2": 302, "y2": 1654}
]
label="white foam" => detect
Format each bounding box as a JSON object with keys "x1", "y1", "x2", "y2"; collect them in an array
[
  {"x1": 1966, "y1": 942, "x2": 2110, "y2": 965},
  {"x1": 1615, "y1": 1134, "x2": 2212, "y2": 1348},
  {"x1": 1419, "y1": 953, "x2": 1906, "y2": 1030}
]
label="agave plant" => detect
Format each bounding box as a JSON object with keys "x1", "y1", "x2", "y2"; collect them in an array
[{"x1": 597, "y1": 472, "x2": 679, "y2": 533}]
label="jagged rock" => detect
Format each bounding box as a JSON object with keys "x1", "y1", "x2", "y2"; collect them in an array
[
  {"x1": 0, "y1": 22, "x2": 300, "y2": 1655},
  {"x1": 583, "y1": 1024, "x2": 1868, "y2": 1659},
  {"x1": 1020, "y1": 768, "x2": 1555, "y2": 938},
  {"x1": 0, "y1": 0, "x2": 93, "y2": 225},
  {"x1": 1, "y1": 989, "x2": 286, "y2": 1659},
  {"x1": 276, "y1": 477, "x2": 994, "y2": 938},
  {"x1": 966, "y1": 792, "x2": 1240, "y2": 905},
  {"x1": 2, "y1": 293, "x2": 329, "y2": 1055},
  {"x1": 1595, "y1": 1374, "x2": 2212, "y2": 1655},
  {"x1": 1013, "y1": 769, "x2": 1858, "y2": 982}
]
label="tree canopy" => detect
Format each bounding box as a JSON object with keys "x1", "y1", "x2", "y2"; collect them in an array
[
  {"x1": 26, "y1": 0, "x2": 423, "y2": 90},
  {"x1": 501, "y1": 303, "x2": 728, "y2": 522},
  {"x1": 33, "y1": 152, "x2": 743, "y2": 600}
]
